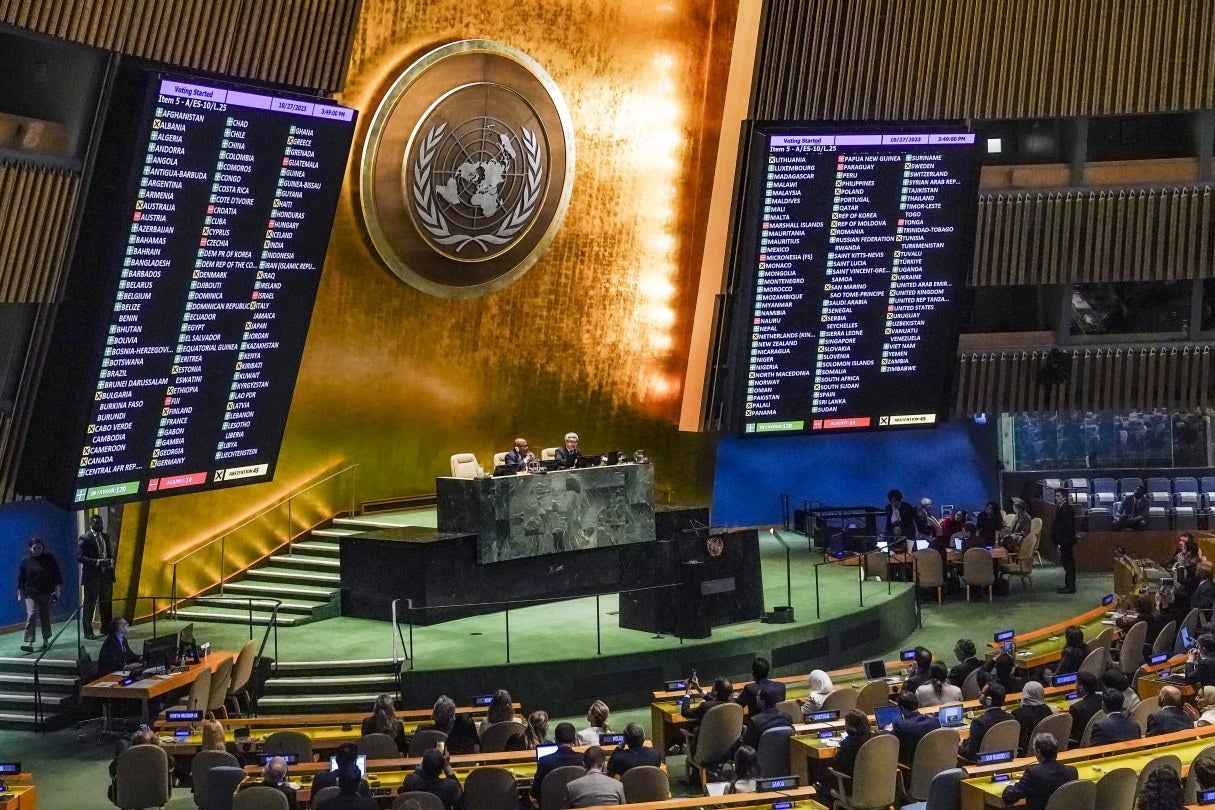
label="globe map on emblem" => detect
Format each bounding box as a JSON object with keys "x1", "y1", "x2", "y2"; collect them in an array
[{"x1": 411, "y1": 115, "x2": 544, "y2": 257}]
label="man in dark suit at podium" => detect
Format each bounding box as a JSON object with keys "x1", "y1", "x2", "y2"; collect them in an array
[
  {"x1": 735, "y1": 657, "x2": 785, "y2": 715},
  {"x1": 554, "y1": 432, "x2": 580, "y2": 468}
]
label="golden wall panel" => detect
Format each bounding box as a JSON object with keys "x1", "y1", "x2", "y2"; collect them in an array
[
  {"x1": 972, "y1": 186, "x2": 1215, "y2": 286},
  {"x1": 123, "y1": 0, "x2": 736, "y2": 603},
  {"x1": 0, "y1": 161, "x2": 80, "y2": 303},
  {"x1": 754, "y1": 0, "x2": 1215, "y2": 120},
  {"x1": 1, "y1": 0, "x2": 361, "y2": 92},
  {"x1": 956, "y1": 345, "x2": 1215, "y2": 414}
]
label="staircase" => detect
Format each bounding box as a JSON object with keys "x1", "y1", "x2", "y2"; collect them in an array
[
  {"x1": 257, "y1": 658, "x2": 401, "y2": 714},
  {"x1": 0, "y1": 655, "x2": 81, "y2": 730},
  {"x1": 172, "y1": 537, "x2": 342, "y2": 628}
]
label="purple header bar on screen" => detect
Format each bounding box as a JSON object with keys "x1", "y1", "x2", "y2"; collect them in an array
[
  {"x1": 226, "y1": 90, "x2": 271, "y2": 110},
  {"x1": 159, "y1": 79, "x2": 226, "y2": 102},
  {"x1": 157, "y1": 78, "x2": 353, "y2": 124},
  {"x1": 770, "y1": 132, "x2": 975, "y2": 147}
]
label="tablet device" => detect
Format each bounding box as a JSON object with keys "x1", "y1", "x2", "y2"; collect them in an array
[
  {"x1": 874, "y1": 705, "x2": 901, "y2": 729},
  {"x1": 536, "y1": 744, "x2": 559, "y2": 760}
]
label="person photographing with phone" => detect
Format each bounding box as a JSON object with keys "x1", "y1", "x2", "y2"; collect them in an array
[
  {"x1": 78, "y1": 514, "x2": 115, "y2": 639},
  {"x1": 17, "y1": 538, "x2": 62, "y2": 653}
]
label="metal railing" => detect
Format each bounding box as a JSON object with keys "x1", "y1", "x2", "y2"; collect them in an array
[
  {"x1": 168, "y1": 464, "x2": 358, "y2": 615},
  {"x1": 811, "y1": 541, "x2": 923, "y2": 629},
  {"x1": 38, "y1": 594, "x2": 284, "y2": 731},
  {"x1": 389, "y1": 582, "x2": 691, "y2": 671}
]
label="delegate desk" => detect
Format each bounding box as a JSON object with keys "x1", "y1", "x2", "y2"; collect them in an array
[
  {"x1": 960, "y1": 726, "x2": 1215, "y2": 810},
  {"x1": 79, "y1": 651, "x2": 234, "y2": 721},
  {"x1": 579, "y1": 787, "x2": 824, "y2": 810},
  {"x1": 787, "y1": 683, "x2": 1079, "y2": 785},
  {"x1": 649, "y1": 658, "x2": 910, "y2": 753},
  {"x1": 244, "y1": 743, "x2": 663, "y2": 806},
  {"x1": 984, "y1": 602, "x2": 1118, "y2": 670},
  {"x1": 0, "y1": 785, "x2": 35, "y2": 809},
  {"x1": 156, "y1": 704, "x2": 521, "y2": 758}
]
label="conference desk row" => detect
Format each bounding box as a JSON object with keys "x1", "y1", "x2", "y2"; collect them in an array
[
  {"x1": 80, "y1": 651, "x2": 236, "y2": 721},
  {"x1": 237, "y1": 743, "x2": 669, "y2": 807},
  {"x1": 0, "y1": 771, "x2": 36, "y2": 810},
  {"x1": 650, "y1": 600, "x2": 1120, "y2": 752}
]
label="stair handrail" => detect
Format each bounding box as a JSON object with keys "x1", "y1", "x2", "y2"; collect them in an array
[
  {"x1": 390, "y1": 598, "x2": 413, "y2": 701},
  {"x1": 32, "y1": 604, "x2": 82, "y2": 731},
  {"x1": 168, "y1": 463, "x2": 358, "y2": 614}
]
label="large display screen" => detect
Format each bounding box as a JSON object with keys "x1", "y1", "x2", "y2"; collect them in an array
[
  {"x1": 17, "y1": 67, "x2": 356, "y2": 506},
  {"x1": 729, "y1": 124, "x2": 982, "y2": 437}
]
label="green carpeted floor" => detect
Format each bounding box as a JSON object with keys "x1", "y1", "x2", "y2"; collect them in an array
[{"x1": 1, "y1": 528, "x2": 1113, "y2": 808}]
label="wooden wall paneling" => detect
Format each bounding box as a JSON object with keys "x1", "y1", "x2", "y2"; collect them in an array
[{"x1": 0, "y1": 163, "x2": 80, "y2": 304}]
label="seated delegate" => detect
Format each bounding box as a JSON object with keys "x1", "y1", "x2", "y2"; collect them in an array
[
  {"x1": 502, "y1": 438, "x2": 536, "y2": 472},
  {"x1": 555, "y1": 432, "x2": 580, "y2": 468}
]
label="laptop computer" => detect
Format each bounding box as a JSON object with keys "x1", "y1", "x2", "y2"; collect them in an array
[
  {"x1": 874, "y1": 705, "x2": 900, "y2": 730},
  {"x1": 939, "y1": 704, "x2": 965, "y2": 727},
  {"x1": 1182, "y1": 625, "x2": 1194, "y2": 649},
  {"x1": 329, "y1": 754, "x2": 366, "y2": 776},
  {"x1": 535, "y1": 744, "x2": 559, "y2": 760},
  {"x1": 862, "y1": 660, "x2": 886, "y2": 680}
]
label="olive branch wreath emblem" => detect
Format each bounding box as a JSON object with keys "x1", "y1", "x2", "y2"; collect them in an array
[{"x1": 412, "y1": 122, "x2": 543, "y2": 253}]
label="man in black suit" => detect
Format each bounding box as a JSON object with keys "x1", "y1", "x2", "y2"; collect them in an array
[
  {"x1": 884, "y1": 489, "x2": 917, "y2": 551},
  {"x1": 1114, "y1": 485, "x2": 1149, "y2": 531},
  {"x1": 1067, "y1": 672, "x2": 1103, "y2": 745},
  {"x1": 735, "y1": 657, "x2": 786, "y2": 716},
  {"x1": 97, "y1": 617, "x2": 141, "y2": 677},
  {"x1": 947, "y1": 639, "x2": 983, "y2": 688},
  {"x1": 531, "y1": 722, "x2": 584, "y2": 803},
  {"x1": 961, "y1": 683, "x2": 1014, "y2": 761},
  {"x1": 743, "y1": 689, "x2": 791, "y2": 749},
  {"x1": 891, "y1": 691, "x2": 940, "y2": 767},
  {"x1": 1050, "y1": 489, "x2": 1077, "y2": 594},
  {"x1": 606, "y1": 722, "x2": 662, "y2": 777},
  {"x1": 1001, "y1": 733, "x2": 1077, "y2": 810},
  {"x1": 1147, "y1": 685, "x2": 1196, "y2": 735},
  {"x1": 1090, "y1": 689, "x2": 1141, "y2": 744},
  {"x1": 78, "y1": 514, "x2": 116, "y2": 638},
  {"x1": 399, "y1": 748, "x2": 463, "y2": 809},
  {"x1": 315, "y1": 765, "x2": 376, "y2": 810},
  {"x1": 1186, "y1": 634, "x2": 1215, "y2": 688},
  {"x1": 554, "y1": 432, "x2": 581, "y2": 468}
]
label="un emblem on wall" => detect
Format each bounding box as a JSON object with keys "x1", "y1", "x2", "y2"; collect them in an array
[{"x1": 360, "y1": 40, "x2": 575, "y2": 298}]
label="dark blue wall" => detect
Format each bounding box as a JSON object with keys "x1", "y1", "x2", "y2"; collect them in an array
[
  {"x1": 2, "y1": 500, "x2": 79, "y2": 627},
  {"x1": 711, "y1": 421, "x2": 1002, "y2": 527}
]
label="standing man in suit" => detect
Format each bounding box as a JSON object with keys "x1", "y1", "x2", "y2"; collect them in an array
[
  {"x1": 1001, "y1": 733, "x2": 1077, "y2": 810},
  {"x1": 891, "y1": 691, "x2": 940, "y2": 767},
  {"x1": 554, "y1": 432, "x2": 581, "y2": 468},
  {"x1": 960, "y1": 683, "x2": 1014, "y2": 761},
  {"x1": 1051, "y1": 489, "x2": 1077, "y2": 594},
  {"x1": 885, "y1": 490, "x2": 917, "y2": 551},
  {"x1": 531, "y1": 722, "x2": 583, "y2": 803},
  {"x1": 1090, "y1": 690, "x2": 1141, "y2": 744},
  {"x1": 1147, "y1": 685, "x2": 1197, "y2": 735},
  {"x1": 78, "y1": 514, "x2": 115, "y2": 638},
  {"x1": 735, "y1": 657, "x2": 786, "y2": 716}
]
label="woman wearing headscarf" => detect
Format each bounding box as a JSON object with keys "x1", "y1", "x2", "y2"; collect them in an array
[
  {"x1": 1011, "y1": 680, "x2": 1053, "y2": 754},
  {"x1": 801, "y1": 670, "x2": 835, "y2": 719},
  {"x1": 1195, "y1": 686, "x2": 1215, "y2": 726}
]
